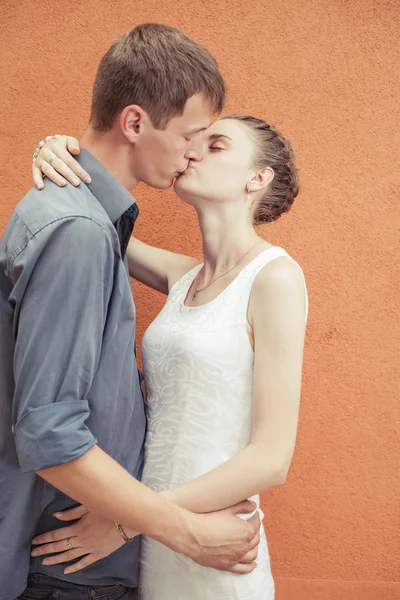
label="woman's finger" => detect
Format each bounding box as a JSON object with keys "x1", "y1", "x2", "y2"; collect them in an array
[
  {"x1": 33, "y1": 136, "x2": 91, "y2": 187},
  {"x1": 41, "y1": 547, "x2": 87, "y2": 567},
  {"x1": 32, "y1": 523, "x2": 78, "y2": 545},
  {"x1": 31, "y1": 536, "x2": 80, "y2": 557},
  {"x1": 230, "y1": 561, "x2": 257, "y2": 575},
  {"x1": 45, "y1": 155, "x2": 82, "y2": 186},
  {"x1": 66, "y1": 136, "x2": 81, "y2": 156},
  {"x1": 51, "y1": 151, "x2": 90, "y2": 184},
  {"x1": 49, "y1": 146, "x2": 91, "y2": 183},
  {"x1": 38, "y1": 161, "x2": 67, "y2": 187},
  {"x1": 53, "y1": 504, "x2": 89, "y2": 521},
  {"x1": 35, "y1": 145, "x2": 90, "y2": 186},
  {"x1": 32, "y1": 163, "x2": 45, "y2": 190},
  {"x1": 64, "y1": 552, "x2": 100, "y2": 575}
]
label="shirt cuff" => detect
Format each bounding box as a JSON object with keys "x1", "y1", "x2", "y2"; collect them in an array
[{"x1": 14, "y1": 400, "x2": 97, "y2": 473}]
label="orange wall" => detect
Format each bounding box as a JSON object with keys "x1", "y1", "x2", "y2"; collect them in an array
[{"x1": 1, "y1": 1, "x2": 399, "y2": 598}]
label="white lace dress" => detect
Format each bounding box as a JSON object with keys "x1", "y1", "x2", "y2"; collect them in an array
[{"x1": 139, "y1": 246, "x2": 308, "y2": 600}]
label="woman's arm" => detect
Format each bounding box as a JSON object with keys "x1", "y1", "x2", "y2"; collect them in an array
[
  {"x1": 127, "y1": 237, "x2": 200, "y2": 295},
  {"x1": 164, "y1": 258, "x2": 307, "y2": 513},
  {"x1": 32, "y1": 136, "x2": 201, "y2": 294}
]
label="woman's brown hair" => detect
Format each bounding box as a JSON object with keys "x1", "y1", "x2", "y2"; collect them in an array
[{"x1": 221, "y1": 115, "x2": 299, "y2": 224}]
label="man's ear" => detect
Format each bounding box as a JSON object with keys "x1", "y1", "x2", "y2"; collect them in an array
[
  {"x1": 119, "y1": 105, "x2": 147, "y2": 143},
  {"x1": 247, "y1": 167, "x2": 274, "y2": 193}
]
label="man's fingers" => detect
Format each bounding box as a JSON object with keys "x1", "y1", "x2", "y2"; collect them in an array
[
  {"x1": 229, "y1": 561, "x2": 257, "y2": 575},
  {"x1": 247, "y1": 512, "x2": 261, "y2": 533},
  {"x1": 64, "y1": 553, "x2": 98, "y2": 575},
  {"x1": 239, "y1": 546, "x2": 259, "y2": 564},
  {"x1": 41, "y1": 547, "x2": 86, "y2": 566},
  {"x1": 32, "y1": 524, "x2": 77, "y2": 545},
  {"x1": 53, "y1": 504, "x2": 89, "y2": 521},
  {"x1": 248, "y1": 528, "x2": 261, "y2": 549}
]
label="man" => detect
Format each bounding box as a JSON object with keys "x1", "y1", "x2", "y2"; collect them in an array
[{"x1": 0, "y1": 23, "x2": 259, "y2": 600}]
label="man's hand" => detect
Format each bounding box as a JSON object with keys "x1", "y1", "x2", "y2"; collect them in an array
[{"x1": 178, "y1": 500, "x2": 261, "y2": 574}]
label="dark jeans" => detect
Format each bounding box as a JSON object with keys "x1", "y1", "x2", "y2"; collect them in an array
[{"x1": 17, "y1": 573, "x2": 138, "y2": 600}]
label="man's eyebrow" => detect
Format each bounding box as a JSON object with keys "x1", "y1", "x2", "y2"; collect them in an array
[
  {"x1": 208, "y1": 134, "x2": 233, "y2": 142},
  {"x1": 187, "y1": 127, "x2": 208, "y2": 135}
]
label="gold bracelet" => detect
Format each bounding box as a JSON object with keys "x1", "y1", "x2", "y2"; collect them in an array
[{"x1": 115, "y1": 522, "x2": 134, "y2": 543}]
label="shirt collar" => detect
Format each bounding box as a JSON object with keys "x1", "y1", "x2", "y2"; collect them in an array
[{"x1": 76, "y1": 148, "x2": 136, "y2": 224}]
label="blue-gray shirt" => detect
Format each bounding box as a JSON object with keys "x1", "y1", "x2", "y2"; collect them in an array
[{"x1": 0, "y1": 149, "x2": 146, "y2": 599}]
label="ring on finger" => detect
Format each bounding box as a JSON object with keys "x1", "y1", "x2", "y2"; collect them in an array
[
  {"x1": 48, "y1": 153, "x2": 57, "y2": 167},
  {"x1": 66, "y1": 538, "x2": 73, "y2": 550}
]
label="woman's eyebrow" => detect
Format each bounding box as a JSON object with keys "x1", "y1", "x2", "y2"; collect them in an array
[{"x1": 208, "y1": 134, "x2": 233, "y2": 142}]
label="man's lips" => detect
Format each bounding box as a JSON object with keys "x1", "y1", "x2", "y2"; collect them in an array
[{"x1": 177, "y1": 165, "x2": 195, "y2": 177}]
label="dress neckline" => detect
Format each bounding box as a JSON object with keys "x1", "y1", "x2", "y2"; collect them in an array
[{"x1": 181, "y1": 246, "x2": 285, "y2": 310}]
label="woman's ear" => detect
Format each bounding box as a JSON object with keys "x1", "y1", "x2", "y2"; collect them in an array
[
  {"x1": 119, "y1": 105, "x2": 146, "y2": 143},
  {"x1": 247, "y1": 167, "x2": 274, "y2": 193}
]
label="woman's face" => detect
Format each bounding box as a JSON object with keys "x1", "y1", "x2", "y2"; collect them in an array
[{"x1": 174, "y1": 118, "x2": 256, "y2": 207}]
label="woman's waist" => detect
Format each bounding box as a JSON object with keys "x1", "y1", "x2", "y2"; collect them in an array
[
  {"x1": 144, "y1": 410, "x2": 252, "y2": 441},
  {"x1": 144, "y1": 430, "x2": 250, "y2": 464}
]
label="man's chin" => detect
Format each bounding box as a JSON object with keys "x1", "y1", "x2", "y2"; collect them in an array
[{"x1": 146, "y1": 178, "x2": 174, "y2": 191}]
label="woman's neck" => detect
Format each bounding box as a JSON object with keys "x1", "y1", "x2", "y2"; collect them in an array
[{"x1": 196, "y1": 206, "x2": 263, "y2": 282}]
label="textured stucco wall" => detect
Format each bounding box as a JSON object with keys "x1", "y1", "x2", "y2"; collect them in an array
[{"x1": 1, "y1": 1, "x2": 399, "y2": 597}]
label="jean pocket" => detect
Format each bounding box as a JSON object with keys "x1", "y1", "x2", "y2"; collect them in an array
[
  {"x1": 96, "y1": 587, "x2": 136, "y2": 600},
  {"x1": 18, "y1": 590, "x2": 56, "y2": 600}
]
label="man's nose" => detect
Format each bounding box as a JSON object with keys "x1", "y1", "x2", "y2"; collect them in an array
[{"x1": 185, "y1": 133, "x2": 204, "y2": 161}]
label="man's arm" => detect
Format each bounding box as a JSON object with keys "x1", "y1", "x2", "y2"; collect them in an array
[
  {"x1": 11, "y1": 216, "x2": 258, "y2": 569},
  {"x1": 12, "y1": 216, "x2": 187, "y2": 547}
]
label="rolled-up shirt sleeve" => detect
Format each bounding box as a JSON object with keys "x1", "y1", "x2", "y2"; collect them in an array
[{"x1": 12, "y1": 216, "x2": 114, "y2": 473}]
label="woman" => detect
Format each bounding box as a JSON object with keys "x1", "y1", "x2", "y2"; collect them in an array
[{"x1": 30, "y1": 114, "x2": 308, "y2": 600}]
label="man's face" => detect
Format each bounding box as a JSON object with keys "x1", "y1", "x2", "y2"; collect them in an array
[
  {"x1": 174, "y1": 118, "x2": 256, "y2": 206},
  {"x1": 132, "y1": 93, "x2": 213, "y2": 189}
]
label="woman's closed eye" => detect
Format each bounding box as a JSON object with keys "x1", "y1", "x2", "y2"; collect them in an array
[{"x1": 210, "y1": 146, "x2": 224, "y2": 151}]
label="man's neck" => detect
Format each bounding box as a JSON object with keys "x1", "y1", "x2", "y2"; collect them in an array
[{"x1": 80, "y1": 127, "x2": 138, "y2": 190}]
